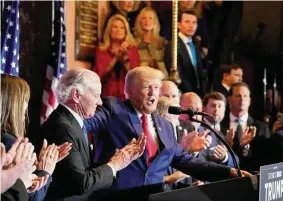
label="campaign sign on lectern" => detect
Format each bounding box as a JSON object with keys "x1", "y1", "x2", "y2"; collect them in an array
[{"x1": 259, "y1": 162, "x2": 283, "y2": 201}]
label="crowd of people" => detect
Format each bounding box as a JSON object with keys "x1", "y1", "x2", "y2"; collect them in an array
[{"x1": 1, "y1": 1, "x2": 282, "y2": 201}]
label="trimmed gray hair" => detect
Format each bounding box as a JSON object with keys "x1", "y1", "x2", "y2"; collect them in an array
[
  {"x1": 56, "y1": 68, "x2": 100, "y2": 104},
  {"x1": 124, "y1": 66, "x2": 164, "y2": 99}
]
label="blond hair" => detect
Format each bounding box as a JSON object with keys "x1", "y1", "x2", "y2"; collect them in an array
[
  {"x1": 124, "y1": 66, "x2": 164, "y2": 98},
  {"x1": 156, "y1": 96, "x2": 176, "y2": 116},
  {"x1": 112, "y1": 1, "x2": 141, "y2": 13},
  {"x1": 134, "y1": 7, "x2": 165, "y2": 47},
  {"x1": 1, "y1": 74, "x2": 30, "y2": 137},
  {"x1": 100, "y1": 14, "x2": 136, "y2": 51}
]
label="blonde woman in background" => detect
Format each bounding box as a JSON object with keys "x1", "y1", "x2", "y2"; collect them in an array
[
  {"x1": 94, "y1": 14, "x2": 139, "y2": 101},
  {"x1": 134, "y1": 7, "x2": 168, "y2": 78}
]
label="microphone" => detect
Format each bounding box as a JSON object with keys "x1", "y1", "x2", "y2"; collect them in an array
[{"x1": 168, "y1": 106, "x2": 212, "y2": 117}]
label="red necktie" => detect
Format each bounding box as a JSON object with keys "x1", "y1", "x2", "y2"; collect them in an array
[{"x1": 141, "y1": 114, "x2": 158, "y2": 166}]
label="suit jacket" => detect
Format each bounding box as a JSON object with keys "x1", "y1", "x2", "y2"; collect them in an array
[
  {"x1": 84, "y1": 97, "x2": 233, "y2": 190},
  {"x1": 36, "y1": 105, "x2": 114, "y2": 201},
  {"x1": 176, "y1": 119, "x2": 195, "y2": 143},
  {"x1": 1, "y1": 179, "x2": 28, "y2": 201},
  {"x1": 164, "y1": 36, "x2": 208, "y2": 97},
  {"x1": 214, "y1": 84, "x2": 230, "y2": 99},
  {"x1": 221, "y1": 115, "x2": 270, "y2": 171}
]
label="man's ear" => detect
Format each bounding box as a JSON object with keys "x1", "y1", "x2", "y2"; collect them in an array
[{"x1": 70, "y1": 88, "x2": 80, "y2": 103}]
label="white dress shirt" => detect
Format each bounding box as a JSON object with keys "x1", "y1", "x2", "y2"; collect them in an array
[
  {"x1": 229, "y1": 112, "x2": 250, "y2": 155},
  {"x1": 134, "y1": 108, "x2": 160, "y2": 151}
]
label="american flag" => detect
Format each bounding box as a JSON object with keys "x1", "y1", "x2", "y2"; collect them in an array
[
  {"x1": 41, "y1": 0, "x2": 67, "y2": 124},
  {"x1": 1, "y1": 0, "x2": 20, "y2": 76}
]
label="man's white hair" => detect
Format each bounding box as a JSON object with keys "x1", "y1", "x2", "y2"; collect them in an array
[
  {"x1": 56, "y1": 68, "x2": 100, "y2": 104},
  {"x1": 124, "y1": 66, "x2": 164, "y2": 99}
]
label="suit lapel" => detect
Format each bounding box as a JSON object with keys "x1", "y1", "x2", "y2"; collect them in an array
[
  {"x1": 124, "y1": 100, "x2": 147, "y2": 170},
  {"x1": 57, "y1": 105, "x2": 91, "y2": 163}
]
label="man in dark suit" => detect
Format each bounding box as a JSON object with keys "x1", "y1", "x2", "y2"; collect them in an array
[
  {"x1": 221, "y1": 82, "x2": 270, "y2": 172},
  {"x1": 36, "y1": 68, "x2": 146, "y2": 201},
  {"x1": 202, "y1": 92, "x2": 239, "y2": 168},
  {"x1": 84, "y1": 67, "x2": 251, "y2": 191},
  {"x1": 164, "y1": 10, "x2": 208, "y2": 97},
  {"x1": 214, "y1": 63, "x2": 243, "y2": 99}
]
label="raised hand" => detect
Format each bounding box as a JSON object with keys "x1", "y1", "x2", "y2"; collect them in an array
[
  {"x1": 211, "y1": 145, "x2": 227, "y2": 161},
  {"x1": 57, "y1": 142, "x2": 72, "y2": 162},
  {"x1": 240, "y1": 126, "x2": 256, "y2": 147},
  {"x1": 225, "y1": 128, "x2": 235, "y2": 147},
  {"x1": 190, "y1": 130, "x2": 210, "y2": 152},
  {"x1": 37, "y1": 144, "x2": 59, "y2": 175},
  {"x1": 108, "y1": 135, "x2": 146, "y2": 172},
  {"x1": 180, "y1": 129, "x2": 198, "y2": 151}
]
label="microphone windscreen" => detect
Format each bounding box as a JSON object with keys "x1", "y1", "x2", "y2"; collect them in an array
[{"x1": 168, "y1": 106, "x2": 182, "y2": 115}]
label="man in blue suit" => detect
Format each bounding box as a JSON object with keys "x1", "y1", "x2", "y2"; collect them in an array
[{"x1": 84, "y1": 67, "x2": 251, "y2": 190}]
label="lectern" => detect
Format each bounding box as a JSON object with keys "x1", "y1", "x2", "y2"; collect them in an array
[{"x1": 149, "y1": 175, "x2": 259, "y2": 201}]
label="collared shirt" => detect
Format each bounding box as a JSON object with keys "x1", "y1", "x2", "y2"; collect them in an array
[
  {"x1": 221, "y1": 83, "x2": 230, "y2": 92},
  {"x1": 204, "y1": 118, "x2": 221, "y2": 131},
  {"x1": 178, "y1": 32, "x2": 194, "y2": 65},
  {"x1": 229, "y1": 112, "x2": 249, "y2": 132},
  {"x1": 134, "y1": 108, "x2": 159, "y2": 149},
  {"x1": 61, "y1": 104, "x2": 84, "y2": 127},
  {"x1": 62, "y1": 104, "x2": 117, "y2": 177}
]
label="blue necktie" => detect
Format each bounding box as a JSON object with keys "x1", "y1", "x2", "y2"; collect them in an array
[
  {"x1": 82, "y1": 125, "x2": 89, "y2": 145},
  {"x1": 187, "y1": 41, "x2": 197, "y2": 67}
]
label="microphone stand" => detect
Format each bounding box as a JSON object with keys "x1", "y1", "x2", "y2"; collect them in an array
[{"x1": 189, "y1": 116, "x2": 243, "y2": 178}]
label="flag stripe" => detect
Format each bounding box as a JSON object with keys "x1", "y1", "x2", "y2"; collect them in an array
[{"x1": 40, "y1": 0, "x2": 67, "y2": 124}]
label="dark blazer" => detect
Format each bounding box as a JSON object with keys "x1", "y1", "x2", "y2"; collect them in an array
[
  {"x1": 164, "y1": 36, "x2": 208, "y2": 97},
  {"x1": 1, "y1": 179, "x2": 28, "y2": 201},
  {"x1": 84, "y1": 97, "x2": 233, "y2": 191},
  {"x1": 176, "y1": 119, "x2": 195, "y2": 143},
  {"x1": 221, "y1": 115, "x2": 270, "y2": 171},
  {"x1": 36, "y1": 105, "x2": 114, "y2": 201},
  {"x1": 214, "y1": 84, "x2": 230, "y2": 99},
  {"x1": 1, "y1": 132, "x2": 52, "y2": 201}
]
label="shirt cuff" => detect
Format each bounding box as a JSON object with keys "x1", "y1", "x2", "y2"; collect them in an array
[
  {"x1": 106, "y1": 163, "x2": 117, "y2": 178},
  {"x1": 221, "y1": 153, "x2": 229, "y2": 163}
]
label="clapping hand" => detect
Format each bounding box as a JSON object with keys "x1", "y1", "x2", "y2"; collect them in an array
[
  {"x1": 108, "y1": 135, "x2": 146, "y2": 172},
  {"x1": 240, "y1": 126, "x2": 256, "y2": 147}
]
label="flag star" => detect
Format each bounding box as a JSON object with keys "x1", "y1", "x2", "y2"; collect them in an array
[
  {"x1": 60, "y1": 63, "x2": 65, "y2": 68},
  {"x1": 7, "y1": 5, "x2": 11, "y2": 11},
  {"x1": 7, "y1": 34, "x2": 11, "y2": 39},
  {"x1": 61, "y1": 53, "x2": 66, "y2": 58},
  {"x1": 11, "y1": 62, "x2": 16, "y2": 68},
  {"x1": 16, "y1": 67, "x2": 19, "y2": 72},
  {"x1": 17, "y1": 11, "x2": 19, "y2": 18},
  {"x1": 9, "y1": 21, "x2": 14, "y2": 27},
  {"x1": 16, "y1": 24, "x2": 19, "y2": 30},
  {"x1": 17, "y1": 54, "x2": 19, "y2": 60},
  {"x1": 6, "y1": 19, "x2": 9, "y2": 23},
  {"x1": 12, "y1": 9, "x2": 15, "y2": 13},
  {"x1": 62, "y1": 42, "x2": 66, "y2": 46},
  {"x1": 60, "y1": 7, "x2": 64, "y2": 12},
  {"x1": 13, "y1": 49, "x2": 17, "y2": 56},
  {"x1": 4, "y1": 46, "x2": 9, "y2": 52},
  {"x1": 2, "y1": 58, "x2": 6, "y2": 64},
  {"x1": 15, "y1": 37, "x2": 18, "y2": 43}
]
